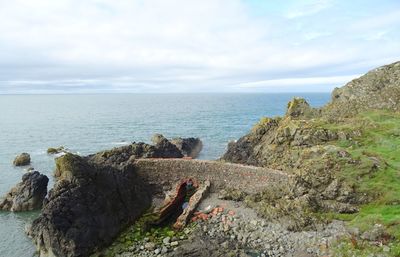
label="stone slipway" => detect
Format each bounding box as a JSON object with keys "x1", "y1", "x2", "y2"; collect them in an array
[{"x1": 134, "y1": 158, "x2": 289, "y2": 194}]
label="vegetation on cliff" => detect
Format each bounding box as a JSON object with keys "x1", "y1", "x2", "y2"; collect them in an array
[{"x1": 223, "y1": 61, "x2": 400, "y2": 256}]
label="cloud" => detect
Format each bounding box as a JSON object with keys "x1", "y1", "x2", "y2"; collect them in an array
[
  {"x1": 0, "y1": 0, "x2": 399, "y2": 93},
  {"x1": 237, "y1": 75, "x2": 361, "y2": 88},
  {"x1": 285, "y1": 0, "x2": 333, "y2": 19}
]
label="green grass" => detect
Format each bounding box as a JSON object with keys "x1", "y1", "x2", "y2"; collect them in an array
[{"x1": 317, "y1": 111, "x2": 400, "y2": 256}]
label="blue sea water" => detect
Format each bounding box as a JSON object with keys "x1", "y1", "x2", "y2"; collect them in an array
[{"x1": 0, "y1": 93, "x2": 330, "y2": 257}]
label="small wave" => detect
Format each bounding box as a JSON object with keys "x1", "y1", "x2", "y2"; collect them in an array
[{"x1": 111, "y1": 141, "x2": 130, "y2": 146}]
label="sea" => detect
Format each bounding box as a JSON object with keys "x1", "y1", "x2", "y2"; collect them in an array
[{"x1": 0, "y1": 93, "x2": 330, "y2": 257}]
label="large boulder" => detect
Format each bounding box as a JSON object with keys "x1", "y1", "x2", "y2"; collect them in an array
[
  {"x1": 27, "y1": 153, "x2": 152, "y2": 257},
  {"x1": 170, "y1": 137, "x2": 203, "y2": 158},
  {"x1": 0, "y1": 171, "x2": 48, "y2": 211},
  {"x1": 13, "y1": 153, "x2": 31, "y2": 166}
]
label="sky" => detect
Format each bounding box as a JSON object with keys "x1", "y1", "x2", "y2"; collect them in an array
[{"x1": 0, "y1": 0, "x2": 399, "y2": 93}]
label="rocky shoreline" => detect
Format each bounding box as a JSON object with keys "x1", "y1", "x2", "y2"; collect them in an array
[{"x1": 1, "y1": 61, "x2": 399, "y2": 256}]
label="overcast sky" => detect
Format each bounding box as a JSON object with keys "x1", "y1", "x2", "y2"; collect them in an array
[{"x1": 0, "y1": 0, "x2": 399, "y2": 93}]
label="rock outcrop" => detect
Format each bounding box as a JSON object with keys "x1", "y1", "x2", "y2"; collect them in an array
[
  {"x1": 222, "y1": 61, "x2": 400, "y2": 229},
  {"x1": 27, "y1": 153, "x2": 152, "y2": 257},
  {"x1": 170, "y1": 137, "x2": 203, "y2": 158},
  {"x1": 0, "y1": 171, "x2": 48, "y2": 211},
  {"x1": 13, "y1": 152, "x2": 31, "y2": 166},
  {"x1": 324, "y1": 61, "x2": 400, "y2": 117}
]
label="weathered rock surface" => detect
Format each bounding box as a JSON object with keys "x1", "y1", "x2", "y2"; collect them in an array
[
  {"x1": 27, "y1": 153, "x2": 152, "y2": 257},
  {"x1": 13, "y1": 152, "x2": 31, "y2": 166},
  {"x1": 0, "y1": 171, "x2": 48, "y2": 211},
  {"x1": 170, "y1": 137, "x2": 203, "y2": 158}
]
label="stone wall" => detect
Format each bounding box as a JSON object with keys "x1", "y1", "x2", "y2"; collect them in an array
[{"x1": 134, "y1": 159, "x2": 288, "y2": 194}]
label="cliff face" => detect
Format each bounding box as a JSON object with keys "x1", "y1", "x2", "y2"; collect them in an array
[{"x1": 222, "y1": 61, "x2": 400, "y2": 231}]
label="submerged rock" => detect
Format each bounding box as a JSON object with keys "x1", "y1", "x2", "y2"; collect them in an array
[
  {"x1": 47, "y1": 146, "x2": 67, "y2": 155},
  {"x1": 28, "y1": 153, "x2": 152, "y2": 257},
  {"x1": 13, "y1": 152, "x2": 31, "y2": 166},
  {"x1": 170, "y1": 137, "x2": 203, "y2": 158},
  {"x1": 0, "y1": 171, "x2": 48, "y2": 211}
]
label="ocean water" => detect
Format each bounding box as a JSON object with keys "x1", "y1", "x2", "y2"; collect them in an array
[{"x1": 0, "y1": 93, "x2": 330, "y2": 256}]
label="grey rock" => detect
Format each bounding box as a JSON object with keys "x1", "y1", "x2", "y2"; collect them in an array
[
  {"x1": 361, "y1": 224, "x2": 387, "y2": 241},
  {"x1": 144, "y1": 242, "x2": 156, "y2": 250},
  {"x1": 163, "y1": 237, "x2": 171, "y2": 245}
]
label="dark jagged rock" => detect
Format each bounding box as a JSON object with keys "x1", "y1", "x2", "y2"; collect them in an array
[
  {"x1": 0, "y1": 171, "x2": 48, "y2": 211},
  {"x1": 27, "y1": 153, "x2": 151, "y2": 257},
  {"x1": 170, "y1": 137, "x2": 203, "y2": 158},
  {"x1": 13, "y1": 152, "x2": 31, "y2": 166}
]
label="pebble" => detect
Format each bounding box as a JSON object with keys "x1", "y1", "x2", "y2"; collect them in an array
[
  {"x1": 161, "y1": 246, "x2": 168, "y2": 254},
  {"x1": 144, "y1": 242, "x2": 156, "y2": 250},
  {"x1": 162, "y1": 237, "x2": 170, "y2": 245},
  {"x1": 116, "y1": 204, "x2": 349, "y2": 257}
]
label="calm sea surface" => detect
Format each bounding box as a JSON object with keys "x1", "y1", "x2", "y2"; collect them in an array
[{"x1": 0, "y1": 93, "x2": 330, "y2": 256}]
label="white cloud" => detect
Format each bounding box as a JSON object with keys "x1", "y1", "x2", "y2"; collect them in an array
[
  {"x1": 285, "y1": 0, "x2": 333, "y2": 19},
  {"x1": 236, "y1": 74, "x2": 360, "y2": 89},
  {"x1": 0, "y1": 0, "x2": 399, "y2": 93}
]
